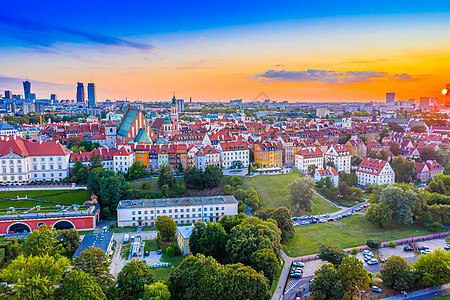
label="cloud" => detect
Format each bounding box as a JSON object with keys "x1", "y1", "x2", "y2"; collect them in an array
[
  {"x1": 389, "y1": 73, "x2": 415, "y2": 81},
  {"x1": 0, "y1": 75, "x2": 73, "y2": 91},
  {"x1": 274, "y1": 64, "x2": 285, "y2": 68},
  {"x1": 255, "y1": 69, "x2": 389, "y2": 84},
  {"x1": 0, "y1": 14, "x2": 155, "y2": 52}
]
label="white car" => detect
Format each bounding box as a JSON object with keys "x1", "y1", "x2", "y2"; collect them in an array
[
  {"x1": 367, "y1": 259, "x2": 378, "y2": 265},
  {"x1": 420, "y1": 250, "x2": 432, "y2": 255}
]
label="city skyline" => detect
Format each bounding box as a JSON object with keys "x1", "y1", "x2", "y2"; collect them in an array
[{"x1": 0, "y1": 1, "x2": 449, "y2": 102}]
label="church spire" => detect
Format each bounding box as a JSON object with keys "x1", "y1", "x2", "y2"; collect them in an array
[{"x1": 172, "y1": 92, "x2": 176, "y2": 105}]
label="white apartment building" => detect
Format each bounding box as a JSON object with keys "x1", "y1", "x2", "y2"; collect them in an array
[
  {"x1": 0, "y1": 136, "x2": 70, "y2": 185},
  {"x1": 218, "y1": 141, "x2": 249, "y2": 170},
  {"x1": 355, "y1": 157, "x2": 395, "y2": 185},
  {"x1": 117, "y1": 195, "x2": 238, "y2": 227},
  {"x1": 113, "y1": 146, "x2": 135, "y2": 173},
  {"x1": 294, "y1": 147, "x2": 324, "y2": 173},
  {"x1": 325, "y1": 144, "x2": 352, "y2": 173}
]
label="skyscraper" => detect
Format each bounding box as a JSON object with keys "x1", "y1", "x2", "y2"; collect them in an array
[
  {"x1": 386, "y1": 92, "x2": 395, "y2": 104},
  {"x1": 177, "y1": 99, "x2": 184, "y2": 113},
  {"x1": 23, "y1": 80, "x2": 31, "y2": 99},
  {"x1": 87, "y1": 83, "x2": 96, "y2": 107},
  {"x1": 4, "y1": 91, "x2": 12, "y2": 99},
  {"x1": 76, "y1": 82, "x2": 85, "y2": 103},
  {"x1": 50, "y1": 94, "x2": 57, "y2": 101}
]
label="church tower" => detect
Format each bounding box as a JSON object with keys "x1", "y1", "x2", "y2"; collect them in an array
[{"x1": 170, "y1": 92, "x2": 179, "y2": 132}]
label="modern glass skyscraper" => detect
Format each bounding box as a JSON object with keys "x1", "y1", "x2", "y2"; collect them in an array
[
  {"x1": 76, "y1": 82, "x2": 85, "y2": 103},
  {"x1": 23, "y1": 80, "x2": 31, "y2": 99},
  {"x1": 87, "y1": 83, "x2": 96, "y2": 107},
  {"x1": 386, "y1": 92, "x2": 395, "y2": 104}
]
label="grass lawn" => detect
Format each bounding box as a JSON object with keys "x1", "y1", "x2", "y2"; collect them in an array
[
  {"x1": 109, "y1": 225, "x2": 137, "y2": 233},
  {"x1": 311, "y1": 194, "x2": 340, "y2": 215},
  {"x1": 144, "y1": 239, "x2": 158, "y2": 252},
  {"x1": 79, "y1": 230, "x2": 94, "y2": 235},
  {"x1": 0, "y1": 189, "x2": 91, "y2": 207},
  {"x1": 120, "y1": 243, "x2": 131, "y2": 259},
  {"x1": 150, "y1": 241, "x2": 185, "y2": 281},
  {"x1": 241, "y1": 169, "x2": 304, "y2": 208},
  {"x1": 433, "y1": 296, "x2": 450, "y2": 300},
  {"x1": 284, "y1": 214, "x2": 435, "y2": 257},
  {"x1": 129, "y1": 178, "x2": 184, "y2": 192}
]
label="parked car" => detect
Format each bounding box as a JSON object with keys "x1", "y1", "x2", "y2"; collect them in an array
[
  {"x1": 124, "y1": 234, "x2": 130, "y2": 243},
  {"x1": 102, "y1": 226, "x2": 108, "y2": 233},
  {"x1": 367, "y1": 259, "x2": 378, "y2": 265},
  {"x1": 418, "y1": 246, "x2": 429, "y2": 251},
  {"x1": 444, "y1": 245, "x2": 450, "y2": 251},
  {"x1": 403, "y1": 245, "x2": 414, "y2": 252},
  {"x1": 380, "y1": 258, "x2": 387, "y2": 263},
  {"x1": 144, "y1": 251, "x2": 149, "y2": 257},
  {"x1": 371, "y1": 286, "x2": 383, "y2": 293},
  {"x1": 157, "y1": 249, "x2": 162, "y2": 255},
  {"x1": 420, "y1": 249, "x2": 432, "y2": 255},
  {"x1": 293, "y1": 262, "x2": 304, "y2": 267}
]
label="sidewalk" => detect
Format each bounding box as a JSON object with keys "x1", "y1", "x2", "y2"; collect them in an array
[
  {"x1": 272, "y1": 250, "x2": 292, "y2": 300},
  {"x1": 382, "y1": 284, "x2": 450, "y2": 299}
]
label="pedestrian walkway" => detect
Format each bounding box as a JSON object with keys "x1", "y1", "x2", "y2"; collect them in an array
[
  {"x1": 382, "y1": 284, "x2": 450, "y2": 299},
  {"x1": 272, "y1": 250, "x2": 292, "y2": 300},
  {"x1": 284, "y1": 278, "x2": 302, "y2": 294}
]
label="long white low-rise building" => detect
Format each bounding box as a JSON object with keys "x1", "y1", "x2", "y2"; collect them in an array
[{"x1": 116, "y1": 195, "x2": 238, "y2": 227}]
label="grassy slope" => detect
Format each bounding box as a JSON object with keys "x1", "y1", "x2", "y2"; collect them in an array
[
  {"x1": 129, "y1": 178, "x2": 184, "y2": 192},
  {"x1": 284, "y1": 214, "x2": 434, "y2": 257},
  {"x1": 0, "y1": 189, "x2": 91, "y2": 208}
]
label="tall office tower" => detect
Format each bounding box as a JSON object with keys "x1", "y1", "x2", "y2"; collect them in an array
[
  {"x1": 177, "y1": 99, "x2": 184, "y2": 113},
  {"x1": 23, "y1": 80, "x2": 31, "y2": 99},
  {"x1": 76, "y1": 82, "x2": 85, "y2": 103},
  {"x1": 50, "y1": 94, "x2": 57, "y2": 101},
  {"x1": 87, "y1": 83, "x2": 96, "y2": 107},
  {"x1": 386, "y1": 92, "x2": 395, "y2": 104},
  {"x1": 4, "y1": 91, "x2": 12, "y2": 99},
  {"x1": 420, "y1": 97, "x2": 432, "y2": 109}
]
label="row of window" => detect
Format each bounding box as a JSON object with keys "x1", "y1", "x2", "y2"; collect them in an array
[
  {"x1": 132, "y1": 212, "x2": 222, "y2": 221},
  {"x1": 132, "y1": 217, "x2": 220, "y2": 227},
  {"x1": 131, "y1": 206, "x2": 224, "y2": 215}
]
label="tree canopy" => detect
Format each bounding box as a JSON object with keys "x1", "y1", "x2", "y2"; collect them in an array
[
  {"x1": 288, "y1": 177, "x2": 314, "y2": 213},
  {"x1": 381, "y1": 255, "x2": 414, "y2": 291},
  {"x1": 55, "y1": 269, "x2": 106, "y2": 300},
  {"x1": 155, "y1": 216, "x2": 176, "y2": 241},
  {"x1": 117, "y1": 260, "x2": 154, "y2": 300},
  {"x1": 311, "y1": 263, "x2": 345, "y2": 300}
]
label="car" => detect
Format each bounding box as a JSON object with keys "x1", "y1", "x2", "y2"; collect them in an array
[
  {"x1": 327, "y1": 218, "x2": 335, "y2": 222},
  {"x1": 367, "y1": 259, "x2": 378, "y2": 265},
  {"x1": 293, "y1": 262, "x2": 304, "y2": 267},
  {"x1": 380, "y1": 258, "x2": 387, "y2": 263},
  {"x1": 145, "y1": 251, "x2": 149, "y2": 257},
  {"x1": 371, "y1": 286, "x2": 383, "y2": 293},
  {"x1": 362, "y1": 250, "x2": 372, "y2": 254},
  {"x1": 420, "y1": 250, "x2": 432, "y2": 255},
  {"x1": 157, "y1": 249, "x2": 162, "y2": 255},
  {"x1": 403, "y1": 245, "x2": 414, "y2": 252},
  {"x1": 444, "y1": 245, "x2": 450, "y2": 251},
  {"x1": 124, "y1": 233, "x2": 130, "y2": 243},
  {"x1": 102, "y1": 226, "x2": 108, "y2": 233},
  {"x1": 292, "y1": 217, "x2": 298, "y2": 220},
  {"x1": 301, "y1": 221, "x2": 309, "y2": 225},
  {"x1": 418, "y1": 246, "x2": 429, "y2": 251}
]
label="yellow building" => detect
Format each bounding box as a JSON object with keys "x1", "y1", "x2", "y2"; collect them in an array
[
  {"x1": 176, "y1": 226, "x2": 193, "y2": 255},
  {"x1": 254, "y1": 141, "x2": 283, "y2": 167}
]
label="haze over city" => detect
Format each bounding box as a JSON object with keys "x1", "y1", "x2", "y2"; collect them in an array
[{"x1": 1, "y1": 0, "x2": 449, "y2": 102}]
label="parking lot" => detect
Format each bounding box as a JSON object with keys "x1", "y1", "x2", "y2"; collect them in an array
[{"x1": 284, "y1": 237, "x2": 449, "y2": 299}]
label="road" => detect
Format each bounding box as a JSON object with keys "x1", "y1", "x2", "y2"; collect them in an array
[{"x1": 292, "y1": 200, "x2": 368, "y2": 226}]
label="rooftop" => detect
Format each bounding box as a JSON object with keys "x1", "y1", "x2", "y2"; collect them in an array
[
  {"x1": 177, "y1": 226, "x2": 194, "y2": 239},
  {"x1": 72, "y1": 232, "x2": 114, "y2": 258},
  {"x1": 117, "y1": 195, "x2": 238, "y2": 209}
]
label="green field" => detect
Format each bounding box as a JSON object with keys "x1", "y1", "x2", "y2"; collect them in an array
[
  {"x1": 0, "y1": 189, "x2": 91, "y2": 209},
  {"x1": 148, "y1": 241, "x2": 185, "y2": 281},
  {"x1": 311, "y1": 194, "x2": 340, "y2": 215},
  {"x1": 284, "y1": 214, "x2": 436, "y2": 257}
]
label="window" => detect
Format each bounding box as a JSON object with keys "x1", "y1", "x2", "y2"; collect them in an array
[
  {"x1": 163, "y1": 210, "x2": 166, "y2": 213},
  {"x1": 180, "y1": 209, "x2": 184, "y2": 212},
  {"x1": 132, "y1": 211, "x2": 135, "y2": 215},
  {"x1": 169, "y1": 209, "x2": 172, "y2": 213},
  {"x1": 138, "y1": 211, "x2": 141, "y2": 215},
  {"x1": 210, "y1": 207, "x2": 213, "y2": 211},
  {"x1": 132, "y1": 217, "x2": 135, "y2": 220},
  {"x1": 157, "y1": 210, "x2": 160, "y2": 214},
  {"x1": 144, "y1": 211, "x2": 148, "y2": 214}
]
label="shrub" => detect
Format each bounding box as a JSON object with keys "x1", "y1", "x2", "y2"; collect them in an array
[
  {"x1": 429, "y1": 222, "x2": 444, "y2": 233},
  {"x1": 350, "y1": 248, "x2": 358, "y2": 255},
  {"x1": 366, "y1": 239, "x2": 382, "y2": 250},
  {"x1": 166, "y1": 242, "x2": 181, "y2": 257},
  {"x1": 388, "y1": 241, "x2": 397, "y2": 248},
  {"x1": 142, "y1": 182, "x2": 150, "y2": 190}
]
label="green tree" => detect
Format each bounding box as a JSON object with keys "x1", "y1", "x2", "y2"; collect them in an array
[
  {"x1": 390, "y1": 142, "x2": 402, "y2": 156},
  {"x1": 117, "y1": 260, "x2": 154, "y2": 300},
  {"x1": 288, "y1": 177, "x2": 314, "y2": 213},
  {"x1": 308, "y1": 164, "x2": 317, "y2": 176},
  {"x1": 0, "y1": 254, "x2": 70, "y2": 300},
  {"x1": 72, "y1": 160, "x2": 89, "y2": 184},
  {"x1": 379, "y1": 126, "x2": 390, "y2": 141},
  {"x1": 198, "y1": 222, "x2": 228, "y2": 261},
  {"x1": 126, "y1": 161, "x2": 150, "y2": 181},
  {"x1": 155, "y1": 216, "x2": 176, "y2": 241},
  {"x1": 420, "y1": 146, "x2": 439, "y2": 162},
  {"x1": 381, "y1": 255, "x2": 414, "y2": 290},
  {"x1": 90, "y1": 152, "x2": 103, "y2": 169},
  {"x1": 73, "y1": 246, "x2": 114, "y2": 288},
  {"x1": 410, "y1": 125, "x2": 427, "y2": 133},
  {"x1": 203, "y1": 165, "x2": 223, "y2": 188},
  {"x1": 226, "y1": 217, "x2": 281, "y2": 267},
  {"x1": 365, "y1": 202, "x2": 392, "y2": 227},
  {"x1": 337, "y1": 256, "x2": 371, "y2": 296},
  {"x1": 165, "y1": 242, "x2": 181, "y2": 257},
  {"x1": 55, "y1": 269, "x2": 106, "y2": 300},
  {"x1": 366, "y1": 239, "x2": 381, "y2": 250},
  {"x1": 224, "y1": 263, "x2": 271, "y2": 300},
  {"x1": 160, "y1": 184, "x2": 170, "y2": 197},
  {"x1": 144, "y1": 282, "x2": 170, "y2": 300},
  {"x1": 88, "y1": 168, "x2": 126, "y2": 217},
  {"x1": 184, "y1": 166, "x2": 204, "y2": 189},
  {"x1": 157, "y1": 163, "x2": 175, "y2": 189},
  {"x1": 391, "y1": 156, "x2": 415, "y2": 183},
  {"x1": 19, "y1": 224, "x2": 60, "y2": 257},
  {"x1": 55, "y1": 228, "x2": 80, "y2": 257},
  {"x1": 255, "y1": 206, "x2": 295, "y2": 243},
  {"x1": 244, "y1": 187, "x2": 262, "y2": 211},
  {"x1": 318, "y1": 244, "x2": 347, "y2": 267},
  {"x1": 189, "y1": 221, "x2": 206, "y2": 254},
  {"x1": 375, "y1": 185, "x2": 419, "y2": 225},
  {"x1": 413, "y1": 248, "x2": 450, "y2": 286},
  {"x1": 311, "y1": 263, "x2": 345, "y2": 300},
  {"x1": 218, "y1": 214, "x2": 247, "y2": 233},
  {"x1": 387, "y1": 121, "x2": 405, "y2": 133},
  {"x1": 250, "y1": 248, "x2": 279, "y2": 283}
]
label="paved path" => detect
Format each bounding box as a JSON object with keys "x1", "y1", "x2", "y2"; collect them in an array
[
  {"x1": 313, "y1": 190, "x2": 343, "y2": 209},
  {"x1": 383, "y1": 284, "x2": 450, "y2": 299},
  {"x1": 272, "y1": 250, "x2": 292, "y2": 300}
]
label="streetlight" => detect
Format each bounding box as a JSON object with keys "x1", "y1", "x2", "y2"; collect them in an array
[{"x1": 355, "y1": 285, "x2": 362, "y2": 300}]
